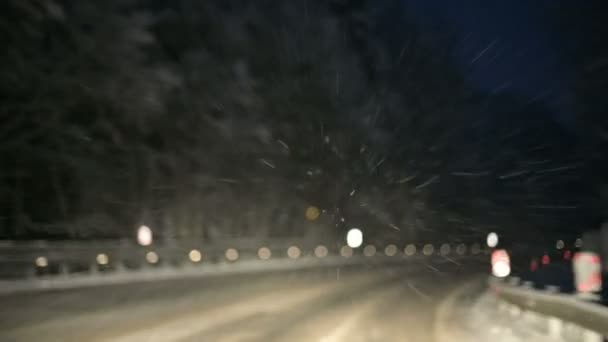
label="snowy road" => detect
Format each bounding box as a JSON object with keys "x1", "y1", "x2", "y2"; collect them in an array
[{"x1": 0, "y1": 259, "x2": 486, "y2": 342}]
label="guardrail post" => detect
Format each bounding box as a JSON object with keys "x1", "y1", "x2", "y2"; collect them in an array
[
  {"x1": 59, "y1": 263, "x2": 70, "y2": 277},
  {"x1": 26, "y1": 267, "x2": 36, "y2": 279},
  {"x1": 89, "y1": 263, "x2": 98, "y2": 275},
  {"x1": 115, "y1": 260, "x2": 126, "y2": 273},
  {"x1": 547, "y1": 317, "x2": 561, "y2": 339}
]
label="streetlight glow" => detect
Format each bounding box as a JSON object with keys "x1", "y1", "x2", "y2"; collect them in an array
[
  {"x1": 137, "y1": 225, "x2": 153, "y2": 246},
  {"x1": 346, "y1": 228, "x2": 363, "y2": 248},
  {"x1": 487, "y1": 232, "x2": 499, "y2": 248}
]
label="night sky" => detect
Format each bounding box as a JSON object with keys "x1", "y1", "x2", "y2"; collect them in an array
[{"x1": 404, "y1": 1, "x2": 573, "y2": 121}]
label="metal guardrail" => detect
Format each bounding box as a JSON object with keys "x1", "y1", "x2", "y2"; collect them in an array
[
  {"x1": 489, "y1": 277, "x2": 607, "y2": 342},
  {"x1": 0, "y1": 239, "x2": 329, "y2": 280},
  {"x1": 0, "y1": 256, "x2": 389, "y2": 295},
  {"x1": 0, "y1": 240, "x2": 488, "y2": 289}
]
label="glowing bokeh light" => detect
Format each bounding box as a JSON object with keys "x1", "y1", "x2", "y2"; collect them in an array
[
  {"x1": 346, "y1": 228, "x2": 363, "y2": 248},
  {"x1": 456, "y1": 244, "x2": 466, "y2": 255},
  {"x1": 541, "y1": 254, "x2": 550, "y2": 265},
  {"x1": 188, "y1": 249, "x2": 202, "y2": 262},
  {"x1": 287, "y1": 246, "x2": 301, "y2": 259},
  {"x1": 422, "y1": 244, "x2": 434, "y2": 256},
  {"x1": 491, "y1": 249, "x2": 511, "y2": 278},
  {"x1": 530, "y1": 259, "x2": 539, "y2": 272},
  {"x1": 492, "y1": 260, "x2": 511, "y2": 278},
  {"x1": 225, "y1": 248, "x2": 239, "y2": 261},
  {"x1": 257, "y1": 247, "x2": 271, "y2": 260},
  {"x1": 305, "y1": 206, "x2": 320, "y2": 221},
  {"x1": 96, "y1": 253, "x2": 109, "y2": 265},
  {"x1": 486, "y1": 232, "x2": 499, "y2": 248},
  {"x1": 404, "y1": 244, "x2": 416, "y2": 256},
  {"x1": 363, "y1": 245, "x2": 376, "y2": 257},
  {"x1": 35, "y1": 256, "x2": 48, "y2": 268},
  {"x1": 137, "y1": 225, "x2": 153, "y2": 246},
  {"x1": 145, "y1": 251, "x2": 159, "y2": 264},
  {"x1": 314, "y1": 245, "x2": 328, "y2": 258},
  {"x1": 384, "y1": 244, "x2": 397, "y2": 256}
]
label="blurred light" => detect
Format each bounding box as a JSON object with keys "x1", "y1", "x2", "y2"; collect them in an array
[
  {"x1": 35, "y1": 256, "x2": 48, "y2": 268},
  {"x1": 363, "y1": 245, "x2": 376, "y2": 257},
  {"x1": 305, "y1": 206, "x2": 320, "y2": 221},
  {"x1": 563, "y1": 250, "x2": 572, "y2": 260},
  {"x1": 404, "y1": 244, "x2": 416, "y2": 256},
  {"x1": 530, "y1": 258, "x2": 539, "y2": 272},
  {"x1": 456, "y1": 244, "x2": 466, "y2": 255},
  {"x1": 346, "y1": 228, "x2": 363, "y2": 248},
  {"x1": 440, "y1": 244, "x2": 451, "y2": 256},
  {"x1": 225, "y1": 248, "x2": 239, "y2": 261},
  {"x1": 492, "y1": 260, "x2": 511, "y2": 278},
  {"x1": 491, "y1": 249, "x2": 511, "y2": 278},
  {"x1": 486, "y1": 232, "x2": 499, "y2": 248},
  {"x1": 145, "y1": 251, "x2": 159, "y2": 264},
  {"x1": 137, "y1": 225, "x2": 153, "y2": 246},
  {"x1": 287, "y1": 246, "x2": 301, "y2": 259},
  {"x1": 384, "y1": 244, "x2": 397, "y2": 256},
  {"x1": 422, "y1": 244, "x2": 434, "y2": 256},
  {"x1": 573, "y1": 252, "x2": 602, "y2": 293},
  {"x1": 188, "y1": 249, "x2": 202, "y2": 263},
  {"x1": 340, "y1": 245, "x2": 353, "y2": 257},
  {"x1": 257, "y1": 247, "x2": 271, "y2": 260},
  {"x1": 541, "y1": 254, "x2": 550, "y2": 265},
  {"x1": 471, "y1": 243, "x2": 481, "y2": 254},
  {"x1": 314, "y1": 245, "x2": 328, "y2": 258},
  {"x1": 575, "y1": 238, "x2": 583, "y2": 248},
  {"x1": 556, "y1": 240, "x2": 565, "y2": 250},
  {"x1": 96, "y1": 253, "x2": 109, "y2": 265}
]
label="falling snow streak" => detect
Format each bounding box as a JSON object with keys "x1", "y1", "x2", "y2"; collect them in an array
[
  {"x1": 397, "y1": 175, "x2": 417, "y2": 184},
  {"x1": 470, "y1": 39, "x2": 498, "y2": 65},
  {"x1": 535, "y1": 164, "x2": 581, "y2": 174},
  {"x1": 369, "y1": 157, "x2": 386, "y2": 173},
  {"x1": 441, "y1": 255, "x2": 462, "y2": 266},
  {"x1": 415, "y1": 175, "x2": 439, "y2": 190},
  {"x1": 498, "y1": 170, "x2": 528, "y2": 179},
  {"x1": 423, "y1": 263, "x2": 441, "y2": 273},
  {"x1": 276, "y1": 139, "x2": 290, "y2": 151},
  {"x1": 407, "y1": 282, "x2": 431, "y2": 301},
  {"x1": 259, "y1": 159, "x2": 276, "y2": 169}
]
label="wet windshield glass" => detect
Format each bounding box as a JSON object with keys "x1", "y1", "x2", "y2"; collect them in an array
[{"x1": 1, "y1": 1, "x2": 607, "y2": 341}]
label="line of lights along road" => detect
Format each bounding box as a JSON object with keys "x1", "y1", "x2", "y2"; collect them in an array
[{"x1": 31, "y1": 226, "x2": 584, "y2": 285}]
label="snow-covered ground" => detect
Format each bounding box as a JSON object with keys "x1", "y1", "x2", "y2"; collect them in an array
[
  {"x1": 463, "y1": 292, "x2": 563, "y2": 342},
  {"x1": 438, "y1": 286, "x2": 594, "y2": 342}
]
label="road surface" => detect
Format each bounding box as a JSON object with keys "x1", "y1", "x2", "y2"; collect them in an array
[{"x1": 0, "y1": 258, "x2": 485, "y2": 342}]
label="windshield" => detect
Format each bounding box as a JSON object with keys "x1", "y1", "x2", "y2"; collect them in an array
[{"x1": 1, "y1": 1, "x2": 607, "y2": 341}]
